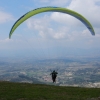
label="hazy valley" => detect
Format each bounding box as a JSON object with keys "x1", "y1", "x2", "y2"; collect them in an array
[{"x1": 0, "y1": 56, "x2": 100, "y2": 88}]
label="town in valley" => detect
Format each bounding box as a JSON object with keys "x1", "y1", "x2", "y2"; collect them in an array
[{"x1": 0, "y1": 56, "x2": 100, "y2": 88}]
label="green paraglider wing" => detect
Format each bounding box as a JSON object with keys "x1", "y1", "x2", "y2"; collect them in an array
[{"x1": 9, "y1": 7, "x2": 95, "y2": 38}]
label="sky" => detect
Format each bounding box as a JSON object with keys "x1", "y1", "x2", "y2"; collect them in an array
[{"x1": 0, "y1": 0, "x2": 100, "y2": 59}]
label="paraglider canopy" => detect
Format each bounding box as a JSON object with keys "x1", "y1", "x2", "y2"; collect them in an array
[{"x1": 9, "y1": 6, "x2": 95, "y2": 38}]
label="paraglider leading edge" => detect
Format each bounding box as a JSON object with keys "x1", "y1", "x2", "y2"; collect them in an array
[{"x1": 9, "y1": 6, "x2": 95, "y2": 38}]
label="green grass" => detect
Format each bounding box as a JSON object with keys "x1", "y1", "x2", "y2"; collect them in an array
[{"x1": 0, "y1": 81, "x2": 100, "y2": 100}]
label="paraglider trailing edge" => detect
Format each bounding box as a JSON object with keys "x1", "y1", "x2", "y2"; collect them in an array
[{"x1": 9, "y1": 6, "x2": 95, "y2": 38}]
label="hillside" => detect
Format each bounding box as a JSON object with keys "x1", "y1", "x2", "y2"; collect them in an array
[{"x1": 0, "y1": 81, "x2": 100, "y2": 100}]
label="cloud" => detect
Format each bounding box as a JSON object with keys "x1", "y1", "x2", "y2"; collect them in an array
[
  {"x1": 0, "y1": 10, "x2": 14, "y2": 24},
  {"x1": 68, "y1": 0, "x2": 100, "y2": 28},
  {"x1": 51, "y1": 12, "x2": 78, "y2": 27},
  {"x1": 28, "y1": 0, "x2": 100, "y2": 36},
  {"x1": 25, "y1": 15, "x2": 98, "y2": 53},
  {"x1": 0, "y1": 37, "x2": 30, "y2": 51},
  {"x1": 50, "y1": 0, "x2": 100, "y2": 36},
  {"x1": 26, "y1": 16, "x2": 91, "y2": 44},
  {"x1": 20, "y1": 0, "x2": 100, "y2": 53},
  {"x1": 32, "y1": 0, "x2": 71, "y2": 6},
  {"x1": 26, "y1": 15, "x2": 70, "y2": 40},
  {"x1": 0, "y1": 38, "x2": 13, "y2": 50},
  {"x1": 0, "y1": 38, "x2": 11, "y2": 43}
]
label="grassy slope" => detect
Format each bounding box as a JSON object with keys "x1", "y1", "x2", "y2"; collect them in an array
[{"x1": 0, "y1": 81, "x2": 100, "y2": 100}]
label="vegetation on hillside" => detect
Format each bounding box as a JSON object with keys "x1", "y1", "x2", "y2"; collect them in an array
[{"x1": 0, "y1": 81, "x2": 100, "y2": 100}]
